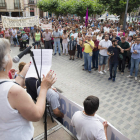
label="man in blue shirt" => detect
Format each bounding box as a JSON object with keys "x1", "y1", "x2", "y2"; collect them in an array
[{"x1": 127, "y1": 37, "x2": 140, "y2": 81}]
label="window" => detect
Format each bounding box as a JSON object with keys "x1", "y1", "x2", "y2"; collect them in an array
[
  {"x1": 14, "y1": 0, "x2": 20, "y2": 8},
  {"x1": 0, "y1": 0, "x2": 5, "y2": 3},
  {"x1": 29, "y1": 0, "x2": 34, "y2": 4}
]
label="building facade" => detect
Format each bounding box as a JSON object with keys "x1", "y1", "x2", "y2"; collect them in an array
[{"x1": 0, "y1": 0, "x2": 51, "y2": 19}]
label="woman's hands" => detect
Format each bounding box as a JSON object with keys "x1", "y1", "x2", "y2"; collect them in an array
[{"x1": 41, "y1": 70, "x2": 57, "y2": 92}]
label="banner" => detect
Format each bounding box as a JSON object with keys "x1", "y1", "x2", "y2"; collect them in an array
[
  {"x1": 41, "y1": 23, "x2": 52, "y2": 30},
  {"x1": 2, "y1": 16, "x2": 39, "y2": 28},
  {"x1": 58, "y1": 93, "x2": 130, "y2": 140}
]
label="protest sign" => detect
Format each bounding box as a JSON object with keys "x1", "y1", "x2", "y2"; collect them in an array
[
  {"x1": 58, "y1": 93, "x2": 130, "y2": 140},
  {"x1": 2, "y1": 16, "x2": 39, "y2": 28},
  {"x1": 41, "y1": 23, "x2": 52, "y2": 30}
]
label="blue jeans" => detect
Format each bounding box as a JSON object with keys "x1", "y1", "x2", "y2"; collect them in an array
[
  {"x1": 92, "y1": 50, "x2": 99, "y2": 68},
  {"x1": 84, "y1": 52, "x2": 92, "y2": 72},
  {"x1": 13, "y1": 37, "x2": 19, "y2": 46},
  {"x1": 109, "y1": 63, "x2": 118, "y2": 78},
  {"x1": 54, "y1": 41, "x2": 61, "y2": 54},
  {"x1": 77, "y1": 45, "x2": 82, "y2": 58},
  {"x1": 99, "y1": 54, "x2": 108, "y2": 65},
  {"x1": 130, "y1": 57, "x2": 140, "y2": 77}
]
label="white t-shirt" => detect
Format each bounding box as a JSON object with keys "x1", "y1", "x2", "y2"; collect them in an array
[
  {"x1": 97, "y1": 35, "x2": 103, "y2": 41},
  {"x1": 99, "y1": 39, "x2": 112, "y2": 56},
  {"x1": 71, "y1": 111, "x2": 106, "y2": 140}
]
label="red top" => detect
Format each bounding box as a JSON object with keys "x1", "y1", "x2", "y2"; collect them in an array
[
  {"x1": 93, "y1": 39, "x2": 99, "y2": 52},
  {"x1": 24, "y1": 28, "x2": 30, "y2": 36},
  {"x1": 0, "y1": 31, "x2": 4, "y2": 38}
]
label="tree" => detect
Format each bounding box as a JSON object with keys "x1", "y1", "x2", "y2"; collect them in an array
[
  {"x1": 37, "y1": 0, "x2": 59, "y2": 17},
  {"x1": 98, "y1": 0, "x2": 140, "y2": 24}
]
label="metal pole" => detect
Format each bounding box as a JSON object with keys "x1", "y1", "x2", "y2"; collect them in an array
[
  {"x1": 123, "y1": 0, "x2": 129, "y2": 31},
  {"x1": 18, "y1": 0, "x2": 20, "y2": 17}
]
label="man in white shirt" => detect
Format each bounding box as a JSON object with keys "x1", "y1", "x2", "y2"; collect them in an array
[
  {"x1": 71, "y1": 96, "x2": 108, "y2": 140},
  {"x1": 98, "y1": 35, "x2": 112, "y2": 74}
]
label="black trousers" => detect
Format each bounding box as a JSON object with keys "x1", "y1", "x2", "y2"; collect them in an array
[
  {"x1": 20, "y1": 41, "x2": 27, "y2": 49},
  {"x1": 60, "y1": 38, "x2": 63, "y2": 50},
  {"x1": 118, "y1": 56, "x2": 126, "y2": 72},
  {"x1": 45, "y1": 40, "x2": 52, "y2": 49}
]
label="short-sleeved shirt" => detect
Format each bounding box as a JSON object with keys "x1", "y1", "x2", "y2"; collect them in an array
[
  {"x1": 99, "y1": 39, "x2": 112, "y2": 56},
  {"x1": 118, "y1": 41, "x2": 130, "y2": 57},
  {"x1": 84, "y1": 40, "x2": 95, "y2": 53},
  {"x1": 71, "y1": 111, "x2": 106, "y2": 140},
  {"x1": 37, "y1": 87, "x2": 60, "y2": 118},
  {"x1": 108, "y1": 46, "x2": 119, "y2": 64},
  {"x1": 53, "y1": 31, "x2": 61, "y2": 42}
]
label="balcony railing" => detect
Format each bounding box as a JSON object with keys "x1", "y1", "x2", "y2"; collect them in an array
[
  {"x1": 14, "y1": 2, "x2": 21, "y2": 9},
  {"x1": 0, "y1": 2, "x2": 6, "y2": 9},
  {"x1": 28, "y1": 0, "x2": 35, "y2": 5}
]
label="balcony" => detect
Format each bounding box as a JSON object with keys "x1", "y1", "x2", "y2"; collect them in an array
[
  {"x1": 28, "y1": 0, "x2": 36, "y2": 5},
  {"x1": 14, "y1": 2, "x2": 21, "y2": 9},
  {"x1": 0, "y1": 2, "x2": 7, "y2": 9}
]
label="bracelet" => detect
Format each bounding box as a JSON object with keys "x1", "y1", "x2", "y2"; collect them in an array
[{"x1": 17, "y1": 74, "x2": 25, "y2": 79}]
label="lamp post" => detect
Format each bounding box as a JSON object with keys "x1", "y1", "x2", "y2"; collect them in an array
[
  {"x1": 18, "y1": 0, "x2": 20, "y2": 17},
  {"x1": 123, "y1": 0, "x2": 129, "y2": 31}
]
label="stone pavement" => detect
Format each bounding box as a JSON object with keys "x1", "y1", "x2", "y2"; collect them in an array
[{"x1": 11, "y1": 44, "x2": 140, "y2": 140}]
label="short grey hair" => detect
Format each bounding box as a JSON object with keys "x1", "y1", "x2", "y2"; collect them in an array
[{"x1": 0, "y1": 38, "x2": 10, "y2": 71}]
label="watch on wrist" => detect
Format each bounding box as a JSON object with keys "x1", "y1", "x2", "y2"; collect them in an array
[{"x1": 17, "y1": 74, "x2": 25, "y2": 79}]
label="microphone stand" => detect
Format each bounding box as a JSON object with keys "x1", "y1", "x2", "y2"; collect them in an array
[{"x1": 29, "y1": 46, "x2": 54, "y2": 140}]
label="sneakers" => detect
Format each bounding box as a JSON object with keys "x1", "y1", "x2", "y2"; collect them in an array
[
  {"x1": 112, "y1": 78, "x2": 115, "y2": 82},
  {"x1": 98, "y1": 71, "x2": 104, "y2": 75},
  {"x1": 127, "y1": 75, "x2": 133, "y2": 78},
  {"x1": 54, "y1": 53, "x2": 56, "y2": 56},
  {"x1": 103, "y1": 70, "x2": 107, "y2": 73},
  {"x1": 135, "y1": 77, "x2": 137, "y2": 81},
  {"x1": 59, "y1": 53, "x2": 61, "y2": 56}
]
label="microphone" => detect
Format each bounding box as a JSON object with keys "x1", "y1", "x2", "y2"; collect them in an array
[{"x1": 13, "y1": 46, "x2": 32, "y2": 63}]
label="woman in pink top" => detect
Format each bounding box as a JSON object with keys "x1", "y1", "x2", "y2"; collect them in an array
[{"x1": 5, "y1": 28, "x2": 10, "y2": 41}]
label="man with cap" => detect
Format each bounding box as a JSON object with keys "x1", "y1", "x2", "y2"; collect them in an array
[{"x1": 20, "y1": 31, "x2": 28, "y2": 51}]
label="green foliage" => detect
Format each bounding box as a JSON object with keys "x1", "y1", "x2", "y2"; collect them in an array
[
  {"x1": 98, "y1": 0, "x2": 140, "y2": 16},
  {"x1": 37, "y1": 0, "x2": 104, "y2": 17}
]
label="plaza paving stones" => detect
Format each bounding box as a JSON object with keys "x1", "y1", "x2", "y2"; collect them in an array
[{"x1": 11, "y1": 43, "x2": 140, "y2": 140}]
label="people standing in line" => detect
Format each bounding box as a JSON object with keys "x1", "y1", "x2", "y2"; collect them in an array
[
  {"x1": 127, "y1": 38, "x2": 140, "y2": 81},
  {"x1": 92, "y1": 35, "x2": 99, "y2": 71},
  {"x1": 43, "y1": 29, "x2": 52, "y2": 49},
  {"x1": 53, "y1": 27, "x2": 61, "y2": 56},
  {"x1": 107, "y1": 39, "x2": 124, "y2": 82},
  {"x1": 68, "y1": 35, "x2": 77, "y2": 60},
  {"x1": 76, "y1": 32, "x2": 83, "y2": 59},
  {"x1": 98, "y1": 35, "x2": 112, "y2": 74},
  {"x1": 81, "y1": 35, "x2": 95, "y2": 73},
  {"x1": 62, "y1": 30, "x2": 68, "y2": 55},
  {"x1": 118, "y1": 37, "x2": 130, "y2": 75},
  {"x1": 12, "y1": 28, "x2": 19, "y2": 47}
]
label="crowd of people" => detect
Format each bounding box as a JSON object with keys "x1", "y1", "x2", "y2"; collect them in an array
[
  {"x1": 1, "y1": 17, "x2": 140, "y2": 82},
  {"x1": 1, "y1": 16, "x2": 140, "y2": 140}
]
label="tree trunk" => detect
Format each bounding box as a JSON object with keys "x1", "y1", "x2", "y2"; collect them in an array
[{"x1": 120, "y1": 12, "x2": 125, "y2": 25}]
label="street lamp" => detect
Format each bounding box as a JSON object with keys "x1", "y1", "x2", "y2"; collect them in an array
[{"x1": 123, "y1": 0, "x2": 129, "y2": 30}]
